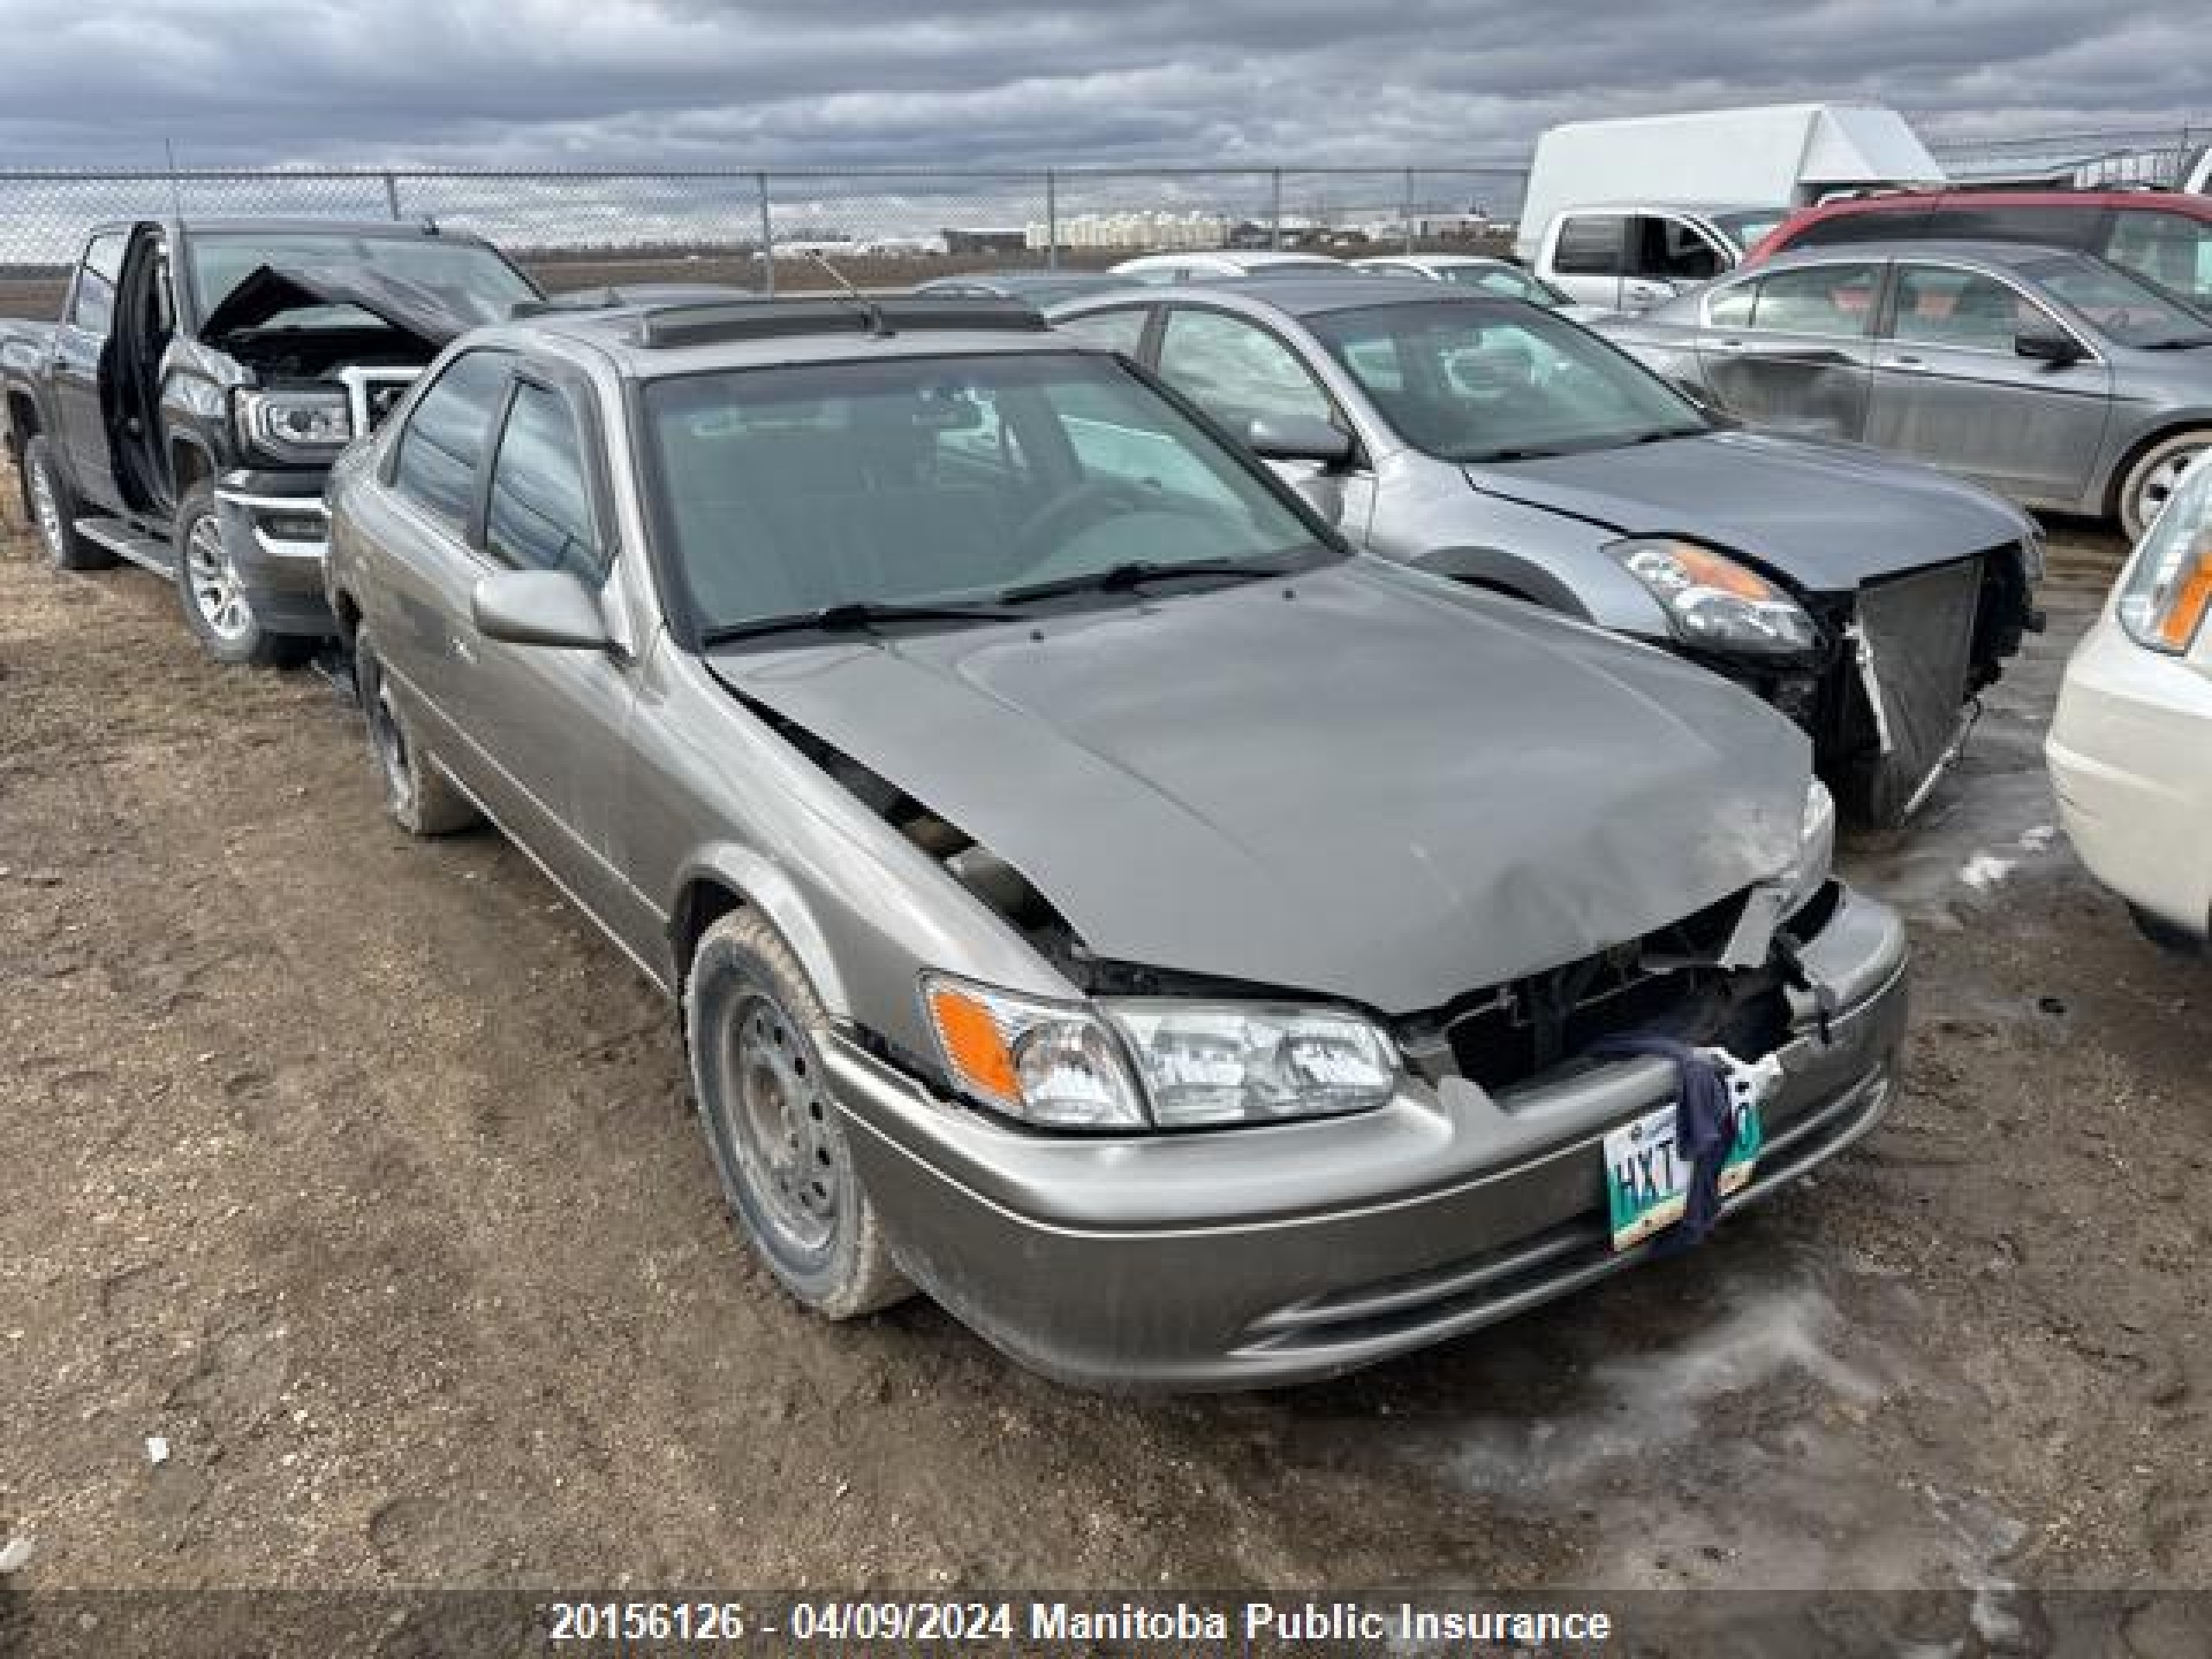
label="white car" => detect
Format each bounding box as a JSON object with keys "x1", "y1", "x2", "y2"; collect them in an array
[
  {"x1": 1107, "y1": 251, "x2": 1348, "y2": 283},
  {"x1": 2048, "y1": 453, "x2": 2212, "y2": 954},
  {"x1": 1349, "y1": 253, "x2": 1617, "y2": 321}
]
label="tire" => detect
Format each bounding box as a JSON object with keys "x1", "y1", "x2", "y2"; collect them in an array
[
  {"x1": 354, "y1": 628, "x2": 481, "y2": 837},
  {"x1": 21, "y1": 435, "x2": 113, "y2": 571},
  {"x1": 2115, "y1": 429, "x2": 2212, "y2": 542},
  {"x1": 2129, "y1": 905, "x2": 2209, "y2": 961},
  {"x1": 685, "y1": 910, "x2": 908, "y2": 1320},
  {"x1": 172, "y1": 480, "x2": 310, "y2": 667}
]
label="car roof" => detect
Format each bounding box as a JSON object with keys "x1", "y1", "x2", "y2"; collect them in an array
[
  {"x1": 1057, "y1": 274, "x2": 1526, "y2": 320},
  {"x1": 171, "y1": 217, "x2": 500, "y2": 243},
  {"x1": 1751, "y1": 238, "x2": 2092, "y2": 273},
  {"x1": 1549, "y1": 201, "x2": 1777, "y2": 220},
  {"x1": 493, "y1": 295, "x2": 1102, "y2": 377},
  {"x1": 1355, "y1": 253, "x2": 1507, "y2": 266},
  {"x1": 1796, "y1": 188, "x2": 2212, "y2": 218}
]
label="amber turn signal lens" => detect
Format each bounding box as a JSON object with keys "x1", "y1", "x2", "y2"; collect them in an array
[
  {"x1": 1671, "y1": 543, "x2": 1777, "y2": 602},
  {"x1": 2157, "y1": 541, "x2": 2212, "y2": 651},
  {"x1": 927, "y1": 984, "x2": 1020, "y2": 1103}
]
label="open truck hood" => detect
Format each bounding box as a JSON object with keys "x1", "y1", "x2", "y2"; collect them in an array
[
  {"x1": 1465, "y1": 429, "x2": 2033, "y2": 593},
  {"x1": 200, "y1": 264, "x2": 488, "y2": 352},
  {"x1": 711, "y1": 559, "x2": 1810, "y2": 1014}
]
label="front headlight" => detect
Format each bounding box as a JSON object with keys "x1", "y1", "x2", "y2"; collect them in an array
[
  {"x1": 2114, "y1": 460, "x2": 2212, "y2": 655},
  {"x1": 1104, "y1": 1001, "x2": 1399, "y2": 1128},
  {"x1": 236, "y1": 389, "x2": 354, "y2": 461},
  {"x1": 1609, "y1": 537, "x2": 1821, "y2": 658},
  {"x1": 920, "y1": 975, "x2": 1400, "y2": 1131}
]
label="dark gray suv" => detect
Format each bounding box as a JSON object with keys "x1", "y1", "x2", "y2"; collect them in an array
[{"x1": 323, "y1": 296, "x2": 1906, "y2": 1389}]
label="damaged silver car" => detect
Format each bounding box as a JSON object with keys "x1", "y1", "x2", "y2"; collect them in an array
[{"x1": 323, "y1": 295, "x2": 1909, "y2": 1390}]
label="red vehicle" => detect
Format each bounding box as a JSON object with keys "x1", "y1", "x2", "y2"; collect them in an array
[{"x1": 1747, "y1": 191, "x2": 2212, "y2": 315}]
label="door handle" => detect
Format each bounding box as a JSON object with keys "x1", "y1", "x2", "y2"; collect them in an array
[
  {"x1": 1713, "y1": 337, "x2": 1746, "y2": 351},
  {"x1": 1883, "y1": 354, "x2": 1928, "y2": 372}
]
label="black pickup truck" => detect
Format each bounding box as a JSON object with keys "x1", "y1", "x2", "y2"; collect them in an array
[{"x1": 2, "y1": 219, "x2": 539, "y2": 664}]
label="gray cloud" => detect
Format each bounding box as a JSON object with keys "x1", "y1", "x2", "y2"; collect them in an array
[{"x1": 0, "y1": 0, "x2": 2197, "y2": 171}]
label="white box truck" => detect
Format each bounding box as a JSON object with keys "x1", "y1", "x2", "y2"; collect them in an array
[{"x1": 1514, "y1": 103, "x2": 1946, "y2": 310}]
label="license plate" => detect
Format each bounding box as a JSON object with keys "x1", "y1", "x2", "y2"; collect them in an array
[{"x1": 1603, "y1": 1099, "x2": 1762, "y2": 1250}]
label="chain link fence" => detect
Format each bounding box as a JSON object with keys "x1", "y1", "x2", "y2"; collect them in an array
[
  {"x1": 0, "y1": 127, "x2": 2201, "y2": 319},
  {"x1": 0, "y1": 165, "x2": 1516, "y2": 317}
]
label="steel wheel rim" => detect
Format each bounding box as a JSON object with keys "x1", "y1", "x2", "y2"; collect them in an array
[
  {"x1": 28, "y1": 458, "x2": 65, "y2": 563},
  {"x1": 369, "y1": 677, "x2": 416, "y2": 816},
  {"x1": 2137, "y1": 449, "x2": 2202, "y2": 530},
  {"x1": 716, "y1": 989, "x2": 839, "y2": 1257},
  {"x1": 185, "y1": 515, "x2": 254, "y2": 643}
]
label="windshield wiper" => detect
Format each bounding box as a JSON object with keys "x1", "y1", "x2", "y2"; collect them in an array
[
  {"x1": 2139, "y1": 334, "x2": 2212, "y2": 351},
  {"x1": 997, "y1": 558, "x2": 1300, "y2": 606},
  {"x1": 699, "y1": 599, "x2": 1020, "y2": 647},
  {"x1": 1623, "y1": 424, "x2": 1713, "y2": 445}
]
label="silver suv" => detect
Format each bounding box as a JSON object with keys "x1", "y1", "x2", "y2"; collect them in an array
[{"x1": 324, "y1": 295, "x2": 1907, "y2": 1389}]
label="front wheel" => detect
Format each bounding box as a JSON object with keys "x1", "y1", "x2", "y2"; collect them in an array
[
  {"x1": 172, "y1": 481, "x2": 308, "y2": 666},
  {"x1": 2116, "y1": 429, "x2": 2212, "y2": 541},
  {"x1": 685, "y1": 910, "x2": 908, "y2": 1320}
]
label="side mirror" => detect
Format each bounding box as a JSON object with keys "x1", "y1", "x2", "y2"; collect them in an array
[
  {"x1": 2015, "y1": 319, "x2": 2083, "y2": 365},
  {"x1": 471, "y1": 569, "x2": 613, "y2": 651},
  {"x1": 1245, "y1": 412, "x2": 1354, "y2": 466}
]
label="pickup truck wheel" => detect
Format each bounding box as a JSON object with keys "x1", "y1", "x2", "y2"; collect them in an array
[
  {"x1": 686, "y1": 911, "x2": 908, "y2": 1321},
  {"x1": 22, "y1": 436, "x2": 113, "y2": 571},
  {"x1": 354, "y1": 629, "x2": 481, "y2": 837},
  {"x1": 172, "y1": 482, "x2": 310, "y2": 667},
  {"x1": 2117, "y1": 429, "x2": 2211, "y2": 541}
]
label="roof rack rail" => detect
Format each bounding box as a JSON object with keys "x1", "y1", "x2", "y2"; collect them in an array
[{"x1": 630, "y1": 296, "x2": 1048, "y2": 349}]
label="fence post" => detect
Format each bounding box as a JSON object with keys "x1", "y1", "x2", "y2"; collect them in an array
[
  {"x1": 1045, "y1": 168, "x2": 1058, "y2": 271},
  {"x1": 756, "y1": 171, "x2": 774, "y2": 297},
  {"x1": 1402, "y1": 168, "x2": 1415, "y2": 254},
  {"x1": 1269, "y1": 169, "x2": 1283, "y2": 250},
  {"x1": 383, "y1": 171, "x2": 402, "y2": 222}
]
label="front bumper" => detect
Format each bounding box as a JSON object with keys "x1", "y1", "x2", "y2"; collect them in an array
[
  {"x1": 826, "y1": 882, "x2": 1909, "y2": 1391},
  {"x1": 214, "y1": 469, "x2": 336, "y2": 639},
  {"x1": 2047, "y1": 614, "x2": 2212, "y2": 940}
]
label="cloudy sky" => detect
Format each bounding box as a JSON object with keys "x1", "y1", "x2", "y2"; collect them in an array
[{"x1": 0, "y1": 0, "x2": 2200, "y2": 171}]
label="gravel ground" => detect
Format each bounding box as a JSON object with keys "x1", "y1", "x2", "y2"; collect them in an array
[{"x1": 0, "y1": 473, "x2": 2205, "y2": 1645}]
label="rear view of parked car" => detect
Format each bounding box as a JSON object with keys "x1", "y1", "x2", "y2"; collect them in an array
[
  {"x1": 1602, "y1": 241, "x2": 2212, "y2": 538},
  {"x1": 1052, "y1": 277, "x2": 2041, "y2": 829},
  {"x1": 1349, "y1": 254, "x2": 1612, "y2": 321},
  {"x1": 2048, "y1": 451, "x2": 2212, "y2": 956},
  {"x1": 323, "y1": 294, "x2": 1906, "y2": 1389}
]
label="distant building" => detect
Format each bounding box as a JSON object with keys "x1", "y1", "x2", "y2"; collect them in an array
[
  {"x1": 1027, "y1": 210, "x2": 1233, "y2": 251},
  {"x1": 943, "y1": 227, "x2": 1028, "y2": 254}
]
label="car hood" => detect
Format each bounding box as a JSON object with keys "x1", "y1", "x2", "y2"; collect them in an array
[
  {"x1": 200, "y1": 264, "x2": 487, "y2": 353},
  {"x1": 709, "y1": 560, "x2": 1809, "y2": 1013},
  {"x1": 1464, "y1": 429, "x2": 2030, "y2": 592}
]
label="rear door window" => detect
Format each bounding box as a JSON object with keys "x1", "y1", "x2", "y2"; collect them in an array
[
  {"x1": 1749, "y1": 263, "x2": 1882, "y2": 335},
  {"x1": 391, "y1": 351, "x2": 512, "y2": 531},
  {"x1": 1553, "y1": 215, "x2": 1624, "y2": 276},
  {"x1": 1887, "y1": 265, "x2": 2041, "y2": 352}
]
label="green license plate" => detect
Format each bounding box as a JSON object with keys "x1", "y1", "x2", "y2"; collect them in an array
[{"x1": 1603, "y1": 1099, "x2": 1762, "y2": 1250}]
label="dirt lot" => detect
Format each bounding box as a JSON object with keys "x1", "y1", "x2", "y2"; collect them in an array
[{"x1": 0, "y1": 474, "x2": 2206, "y2": 1643}]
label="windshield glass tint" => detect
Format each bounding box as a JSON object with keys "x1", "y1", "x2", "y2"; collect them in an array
[
  {"x1": 1713, "y1": 209, "x2": 1787, "y2": 250},
  {"x1": 643, "y1": 352, "x2": 1329, "y2": 633},
  {"x1": 1311, "y1": 302, "x2": 1706, "y2": 461},
  {"x1": 1439, "y1": 264, "x2": 1564, "y2": 305},
  {"x1": 2025, "y1": 255, "x2": 2212, "y2": 346},
  {"x1": 191, "y1": 234, "x2": 539, "y2": 328}
]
